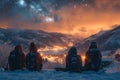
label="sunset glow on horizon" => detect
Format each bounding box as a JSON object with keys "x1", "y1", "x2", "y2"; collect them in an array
[{"x1": 0, "y1": 0, "x2": 120, "y2": 38}]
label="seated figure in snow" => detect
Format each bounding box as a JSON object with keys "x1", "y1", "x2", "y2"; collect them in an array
[
  {"x1": 26, "y1": 42, "x2": 43, "y2": 71},
  {"x1": 66, "y1": 46, "x2": 82, "y2": 72},
  {"x1": 85, "y1": 42, "x2": 102, "y2": 71},
  {"x1": 8, "y1": 45, "x2": 26, "y2": 71}
]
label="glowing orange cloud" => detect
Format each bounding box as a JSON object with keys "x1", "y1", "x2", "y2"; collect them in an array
[
  {"x1": 37, "y1": 5, "x2": 120, "y2": 38},
  {"x1": 0, "y1": 1, "x2": 120, "y2": 38}
]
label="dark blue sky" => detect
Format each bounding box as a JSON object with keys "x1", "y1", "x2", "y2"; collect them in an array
[
  {"x1": 0, "y1": 0, "x2": 120, "y2": 21},
  {"x1": 0, "y1": 0, "x2": 120, "y2": 38}
]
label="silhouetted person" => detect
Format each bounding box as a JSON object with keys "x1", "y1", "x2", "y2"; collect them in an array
[
  {"x1": 8, "y1": 45, "x2": 26, "y2": 71},
  {"x1": 85, "y1": 42, "x2": 102, "y2": 71},
  {"x1": 66, "y1": 46, "x2": 82, "y2": 72},
  {"x1": 26, "y1": 42, "x2": 43, "y2": 71}
]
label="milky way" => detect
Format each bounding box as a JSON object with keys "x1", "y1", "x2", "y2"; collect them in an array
[{"x1": 0, "y1": 0, "x2": 120, "y2": 38}]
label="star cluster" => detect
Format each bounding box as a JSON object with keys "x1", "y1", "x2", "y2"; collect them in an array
[{"x1": 0, "y1": 0, "x2": 120, "y2": 38}]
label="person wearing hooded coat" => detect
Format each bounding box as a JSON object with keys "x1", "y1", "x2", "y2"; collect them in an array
[
  {"x1": 26, "y1": 42, "x2": 43, "y2": 71},
  {"x1": 66, "y1": 46, "x2": 82, "y2": 72},
  {"x1": 85, "y1": 42, "x2": 102, "y2": 71},
  {"x1": 8, "y1": 45, "x2": 26, "y2": 71}
]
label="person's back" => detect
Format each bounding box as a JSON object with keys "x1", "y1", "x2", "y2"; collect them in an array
[
  {"x1": 66, "y1": 46, "x2": 82, "y2": 72},
  {"x1": 26, "y1": 42, "x2": 43, "y2": 71},
  {"x1": 69, "y1": 55, "x2": 82, "y2": 72},
  {"x1": 85, "y1": 42, "x2": 102, "y2": 71},
  {"x1": 8, "y1": 45, "x2": 26, "y2": 71},
  {"x1": 89, "y1": 48, "x2": 101, "y2": 71}
]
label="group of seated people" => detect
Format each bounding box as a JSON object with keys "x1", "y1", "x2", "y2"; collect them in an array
[
  {"x1": 8, "y1": 42, "x2": 42, "y2": 71},
  {"x1": 7, "y1": 42, "x2": 102, "y2": 72},
  {"x1": 66, "y1": 42, "x2": 102, "y2": 72}
]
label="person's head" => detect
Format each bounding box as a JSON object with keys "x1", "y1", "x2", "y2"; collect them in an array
[
  {"x1": 15, "y1": 45, "x2": 22, "y2": 52},
  {"x1": 89, "y1": 41, "x2": 97, "y2": 49},
  {"x1": 29, "y1": 42, "x2": 37, "y2": 53},
  {"x1": 68, "y1": 46, "x2": 77, "y2": 56}
]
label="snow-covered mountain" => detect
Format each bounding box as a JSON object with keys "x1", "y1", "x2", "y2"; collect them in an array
[
  {"x1": 0, "y1": 28, "x2": 80, "y2": 48},
  {"x1": 0, "y1": 28, "x2": 81, "y2": 68},
  {"x1": 76, "y1": 26, "x2": 120, "y2": 53},
  {"x1": 1, "y1": 28, "x2": 120, "y2": 80}
]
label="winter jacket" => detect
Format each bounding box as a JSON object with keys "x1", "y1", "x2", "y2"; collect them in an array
[
  {"x1": 8, "y1": 50, "x2": 26, "y2": 71},
  {"x1": 85, "y1": 48, "x2": 102, "y2": 71},
  {"x1": 66, "y1": 46, "x2": 82, "y2": 71},
  {"x1": 26, "y1": 52, "x2": 43, "y2": 71}
]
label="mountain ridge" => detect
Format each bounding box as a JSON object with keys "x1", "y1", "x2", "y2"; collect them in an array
[
  {"x1": 0, "y1": 28, "x2": 80, "y2": 48},
  {"x1": 76, "y1": 26, "x2": 120, "y2": 53}
]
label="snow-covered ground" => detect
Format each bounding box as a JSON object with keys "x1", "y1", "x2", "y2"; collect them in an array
[
  {"x1": 0, "y1": 51, "x2": 120, "y2": 80},
  {"x1": 0, "y1": 69, "x2": 120, "y2": 80},
  {"x1": 0, "y1": 47, "x2": 120, "y2": 80},
  {"x1": 1, "y1": 55, "x2": 120, "y2": 80}
]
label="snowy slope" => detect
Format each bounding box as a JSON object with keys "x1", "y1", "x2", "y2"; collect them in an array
[
  {"x1": 0, "y1": 28, "x2": 80, "y2": 68},
  {"x1": 1, "y1": 27, "x2": 120, "y2": 80},
  {"x1": 76, "y1": 26, "x2": 120, "y2": 53},
  {"x1": 0, "y1": 69, "x2": 120, "y2": 80},
  {"x1": 0, "y1": 28, "x2": 80, "y2": 48}
]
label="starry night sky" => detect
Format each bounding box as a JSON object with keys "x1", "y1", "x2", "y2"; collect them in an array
[{"x1": 0, "y1": 0, "x2": 120, "y2": 38}]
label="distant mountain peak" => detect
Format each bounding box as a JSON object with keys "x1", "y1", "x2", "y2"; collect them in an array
[
  {"x1": 0, "y1": 28, "x2": 80, "y2": 49},
  {"x1": 76, "y1": 25, "x2": 120, "y2": 52}
]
